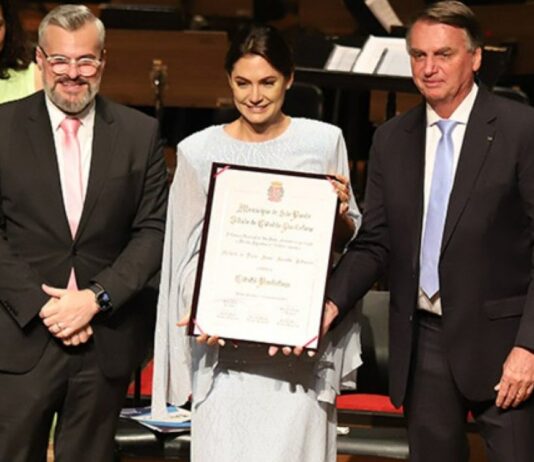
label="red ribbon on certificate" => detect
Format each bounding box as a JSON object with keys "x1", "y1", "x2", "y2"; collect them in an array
[
  {"x1": 213, "y1": 165, "x2": 230, "y2": 177},
  {"x1": 192, "y1": 318, "x2": 206, "y2": 335},
  {"x1": 302, "y1": 335, "x2": 318, "y2": 349}
]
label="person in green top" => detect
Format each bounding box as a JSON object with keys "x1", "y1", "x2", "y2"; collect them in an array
[{"x1": 0, "y1": 0, "x2": 41, "y2": 104}]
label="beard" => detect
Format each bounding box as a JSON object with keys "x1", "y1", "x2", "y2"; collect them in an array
[{"x1": 44, "y1": 76, "x2": 100, "y2": 115}]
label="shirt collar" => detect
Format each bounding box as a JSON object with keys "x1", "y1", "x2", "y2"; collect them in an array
[
  {"x1": 426, "y1": 83, "x2": 479, "y2": 127},
  {"x1": 45, "y1": 94, "x2": 96, "y2": 131}
]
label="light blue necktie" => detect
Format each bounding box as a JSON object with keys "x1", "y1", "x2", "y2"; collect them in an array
[{"x1": 420, "y1": 119, "x2": 458, "y2": 298}]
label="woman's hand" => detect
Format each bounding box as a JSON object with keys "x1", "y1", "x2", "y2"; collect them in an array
[
  {"x1": 329, "y1": 174, "x2": 351, "y2": 216},
  {"x1": 177, "y1": 314, "x2": 225, "y2": 347},
  {"x1": 329, "y1": 173, "x2": 356, "y2": 250},
  {"x1": 268, "y1": 345, "x2": 304, "y2": 357}
]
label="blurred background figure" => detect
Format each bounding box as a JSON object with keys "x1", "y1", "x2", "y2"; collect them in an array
[{"x1": 0, "y1": 0, "x2": 41, "y2": 104}]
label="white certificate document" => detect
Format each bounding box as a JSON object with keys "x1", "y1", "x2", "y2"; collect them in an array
[{"x1": 189, "y1": 163, "x2": 339, "y2": 349}]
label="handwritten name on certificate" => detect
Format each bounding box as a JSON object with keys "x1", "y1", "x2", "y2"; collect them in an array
[{"x1": 189, "y1": 163, "x2": 338, "y2": 349}]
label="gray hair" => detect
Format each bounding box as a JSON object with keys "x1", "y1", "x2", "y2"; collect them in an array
[
  {"x1": 38, "y1": 4, "x2": 105, "y2": 50},
  {"x1": 406, "y1": 1, "x2": 483, "y2": 52}
]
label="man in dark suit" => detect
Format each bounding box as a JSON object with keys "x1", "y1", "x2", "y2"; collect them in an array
[
  {"x1": 327, "y1": 1, "x2": 534, "y2": 460},
  {"x1": 0, "y1": 5, "x2": 167, "y2": 462}
]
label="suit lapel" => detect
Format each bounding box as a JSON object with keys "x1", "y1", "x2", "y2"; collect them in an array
[
  {"x1": 26, "y1": 93, "x2": 72, "y2": 239},
  {"x1": 442, "y1": 88, "x2": 496, "y2": 253},
  {"x1": 400, "y1": 105, "x2": 426, "y2": 272},
  {"x1": 77, "y1": 96, "x2": 117, "y2": 236}
]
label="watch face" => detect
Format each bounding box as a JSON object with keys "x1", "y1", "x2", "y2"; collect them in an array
[
  {"x1": 96, "y1": 289, "x2": 112, "y2": 311},
  {"x1": 90, "y1": 284, "x2": 112, "y2": 311}
]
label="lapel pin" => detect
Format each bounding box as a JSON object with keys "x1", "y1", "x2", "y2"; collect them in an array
[{"x1": 487, "y1": 136, "x2": 494, "y2": 142}]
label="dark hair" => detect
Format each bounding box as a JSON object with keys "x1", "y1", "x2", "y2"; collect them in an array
[
  {"x1": 406, "y1": 1, "x2": 483, "y2": 51},
  {"x1": 224, "y1": 24, "x2": 294, "y2": 79},
  {"x1": 0, "y1": 0, "x2": 33, "y2": 79}
]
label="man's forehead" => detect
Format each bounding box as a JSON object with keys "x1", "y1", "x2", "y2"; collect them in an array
[
  {"x1": 409, "y1": 21, "x2": 469, "y2": 49},
  {"x1": 41, "y1": 23, "x2": 101, "y2": 52},
  {"x1": 410, "y1": 44, "x2": 455, "y2": 53}
]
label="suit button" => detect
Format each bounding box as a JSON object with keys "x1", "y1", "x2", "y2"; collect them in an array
[{"x1": 72, "y1": 247, "x2": 77, "y2": 256}]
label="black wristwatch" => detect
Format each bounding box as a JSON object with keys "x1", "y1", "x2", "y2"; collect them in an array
[{"x1": 89, "y1": 283, "x2": 113, "y2": 313}]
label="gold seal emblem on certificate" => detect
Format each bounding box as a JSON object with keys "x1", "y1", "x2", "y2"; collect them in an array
[{"x1": 267, "y1": 181, "x2": 284, "y2": 202}]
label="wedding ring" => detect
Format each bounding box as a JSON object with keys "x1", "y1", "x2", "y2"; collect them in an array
[{"x1": 56, "y1": 322, "x2": 63, "y2": 331}]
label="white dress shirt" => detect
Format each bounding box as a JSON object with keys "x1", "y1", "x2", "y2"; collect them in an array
[
  {"x1": 418, "y1": 84, "x2": 479, "y2": 315},
  {"x1": 45, "y1": 96, "x2": 95, "y2": 210}
]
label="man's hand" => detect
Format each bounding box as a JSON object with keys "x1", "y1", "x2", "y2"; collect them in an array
[
  {"x1": 495, "y1": 346, "x2": 534, "y2": 409},
  {"x1": 62, "y1": 325, "x2": 94, "y2": 347},
  {"x1": 267, "y1": 300, "x2": 339, "y2": 358},
  {"x1": 39, "y1": 284, "x2": 99, "y2": 339}
]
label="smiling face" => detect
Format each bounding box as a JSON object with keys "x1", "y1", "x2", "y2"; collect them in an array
[
  {"x1": 36, "y1": 22, "x2": 105, "y2": 115},
  {"x1": 408, "y1": 20, "x2": 481, "y2": 118},
  {"x1": 228, "y1": 53, "x2": 293, "y2": 130}
]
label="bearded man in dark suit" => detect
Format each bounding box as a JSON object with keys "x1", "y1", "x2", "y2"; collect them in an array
[
  {"x1": 326, "y1": 1, "x2": 534, "y2": 461},
  {"x1": 0, "y1": 5, "x2": 167, "y2": 461}
]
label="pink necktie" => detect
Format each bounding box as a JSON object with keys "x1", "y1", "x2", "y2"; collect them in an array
[{"x1": 60, "y1": 117, "x2": 83, "y2": 290}]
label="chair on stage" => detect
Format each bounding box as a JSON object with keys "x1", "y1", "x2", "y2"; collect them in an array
[
  {"x1": 283, "y1": 81, "x2": 324, "y2": 120},
  {"x1": 336, "y1": 290, "x2": 410, "y2": 460},
  {"x1": 492, "y1": 86, "x2": 530, "y2": 105}
]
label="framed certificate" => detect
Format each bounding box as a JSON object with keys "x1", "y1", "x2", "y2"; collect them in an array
[{"x1": 188, "y1": 163, "x2": 339, "y2": 349}]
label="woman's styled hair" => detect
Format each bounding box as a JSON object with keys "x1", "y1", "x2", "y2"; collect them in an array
[
  {"x1": 224, "y1": 24, "x2": 294, "y2": 79},
  {"x1": 0, "y1": 0, "x2": 33, "y2": 79}
]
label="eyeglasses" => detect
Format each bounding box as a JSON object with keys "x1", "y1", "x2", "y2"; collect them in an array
[{"x1": 39, "y1": 47, "x2": 103, "y2": 77}]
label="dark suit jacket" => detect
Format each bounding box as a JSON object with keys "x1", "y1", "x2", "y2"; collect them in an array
[
  {"x1": 328, "y1": 87, "x2": 534, "y2": 407},
  {"x1": 0, "y1": 91, "x2": 168, "y2": 378}
]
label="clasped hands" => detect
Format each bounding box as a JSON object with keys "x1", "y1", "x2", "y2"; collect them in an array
[
  {"x1": 178, "y1": 300, "x2": 339, "y2": 357},
  {"x1": 39, "y1": 284, "x2": 99, "y2": 346}
]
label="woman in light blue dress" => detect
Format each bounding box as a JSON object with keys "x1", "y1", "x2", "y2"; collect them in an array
[{"x1": 152, "y1": 25, "x2": 362, "y2": 462}]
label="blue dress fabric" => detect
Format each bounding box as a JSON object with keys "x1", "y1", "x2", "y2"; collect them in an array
[{"x1": 152, "y1": 118, "x2": 362, "y2": 462}]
